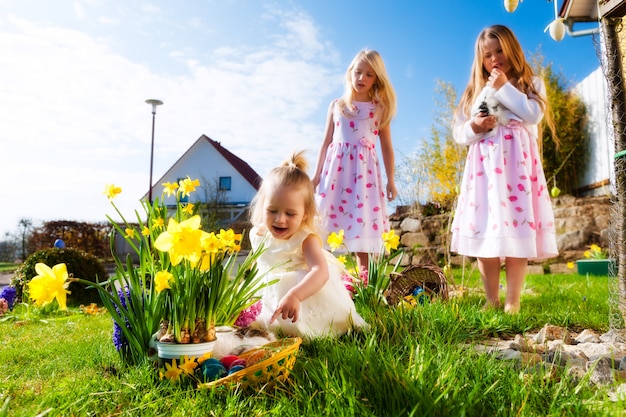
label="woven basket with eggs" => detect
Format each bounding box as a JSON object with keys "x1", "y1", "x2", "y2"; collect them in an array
[{"x1": 199, "y1": 337, "x2": 302, "y2": 390}]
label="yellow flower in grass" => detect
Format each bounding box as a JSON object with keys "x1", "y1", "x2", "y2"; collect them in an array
[
  {"x1": 154, "y1": 215, "x2": 204, "y2": 266},
  {"x1": 103, "y1": 184, "x2": 122, "y2": 200},
  {"x1": 141, "y1": 226, "x2": 150, "y2": 237},
  {"x1": 179, "y1": 176, "x2": 201, "y2": 197},
  {"x1": 28, "y1": 263, "x2": 71, "y2": 311},
  {"x1": 179, "y1": 356, "x2": 199, "y2": 375},
  {"x1": 155, "y1": 270, "x2": 173, "y2": 293},
  {"x1": 162, "y1": 181, "x2": 179, "y2": 197},
  {"x1": 327, "y1": 230, "x2": 344, "y2": 252},
  {"x1": 161, "y1": 359, "x2": 183, "y2": 382},
  {"x1": 382, "y1": 230, "x2": 400, "y2": 252}
]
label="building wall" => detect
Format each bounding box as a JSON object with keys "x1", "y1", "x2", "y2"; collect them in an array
[
  {"x1": 574, "y1": 66, "x2": 613, "y2": 195},
  {"x1": 157, "y1": 139, "x2": 258, "y2": 206}
]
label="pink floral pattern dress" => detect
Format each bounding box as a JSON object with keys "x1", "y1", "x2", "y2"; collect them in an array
[
  {"x1": 450, "y1": 77, "x2": 558, "y2": 260},
  {"x1": 316, "y1": 99, "x2": 389, "y2": 253}
]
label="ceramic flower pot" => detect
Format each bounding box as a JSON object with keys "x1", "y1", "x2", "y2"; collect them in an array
[
  {"x1": 576, "y1": 259, "x2": 615, "y2": 276},
  {"x1": 156, "y1": 340, "x2": 216, "y2": 365}
]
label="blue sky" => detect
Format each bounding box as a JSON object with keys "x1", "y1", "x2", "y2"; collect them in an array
[{"x1": 0, "y1": 0, "x2": 601, "y2": 238}]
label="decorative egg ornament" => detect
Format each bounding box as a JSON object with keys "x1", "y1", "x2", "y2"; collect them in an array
[
  {"x1": 550, "y1": 186, "x2": 561, "y2": 198},
  {"x1": 504, "y1": 0, "x2": 519, "y2": 13},
  {"x1": 548, "y1": 19, "x2": 566, "y2": 41}
]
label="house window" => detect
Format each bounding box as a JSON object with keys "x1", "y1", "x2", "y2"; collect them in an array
[{"x1": 219, "y1": 176, "x2": 232, "y2": 191}]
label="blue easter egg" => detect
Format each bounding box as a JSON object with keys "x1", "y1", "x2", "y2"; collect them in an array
[
  {"x1": 54, "y1": 239, "x2": 66, "y2": 249},
  {"x1": 200, "y1": 359, "x2": 227, "y2": 381},
  {"x1": 227, "y1": 365, "x2": 245, "y2": 375}
]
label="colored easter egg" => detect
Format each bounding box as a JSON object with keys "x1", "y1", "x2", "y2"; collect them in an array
[
  {"x1": 200, "y1": 359, "x2": 227, "y2": 381},
  {"x1": 54, "y1": 239, "x2": 66, "y2": 249},
  {"x1": 219, "y1": 355, "x2": 240, "y2": 370},
  {"x1": 230, "y1": 358, "x2": 247, "y2": 368},
  {"x1": 227, "y1": 365, "x2": 245, "y2": 375},
  {"x1": 245, "y1": 349, "x2": 270, "y2": 367}
]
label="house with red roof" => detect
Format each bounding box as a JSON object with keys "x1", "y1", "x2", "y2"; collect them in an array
[{"x1": 144, "y1": 134, "x2": 262, "y2": 224}]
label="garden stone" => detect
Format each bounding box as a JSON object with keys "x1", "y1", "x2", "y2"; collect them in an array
[
  {"x1": 575, "y1": 329, "x2": 600, "y2": 344},
  {"x1": 566, "y1": 365, "x2": 587, "y2": 384},
  {"x1": 588, "y1": 357, "x2": 614, "y2": 386},
  {"x1": 399, "y1": 217, "x2": 421, "y2": 233},
  {"x1": 495, "y1": 348, "x2": 521, "y2": 361},
  {"x1": 534, "y1": 324, "x2": 574, "y2": 345}
]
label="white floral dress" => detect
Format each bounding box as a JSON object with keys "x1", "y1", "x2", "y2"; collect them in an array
[
  {"x1": 450, "y1": 77, "x2": 558, "y2": 260},
  {"x1": 250, "y1": 226, "x2": 368, "y2": 340}
]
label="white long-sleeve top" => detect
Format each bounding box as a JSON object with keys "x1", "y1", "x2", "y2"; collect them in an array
[{"x1": 453, "y1": 76, "x2": 545, "y2": 146}]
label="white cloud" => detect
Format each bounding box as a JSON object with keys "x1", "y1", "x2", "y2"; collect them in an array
[{"x1": 0, "y1": 6, "x2": 342, "y2": 237}]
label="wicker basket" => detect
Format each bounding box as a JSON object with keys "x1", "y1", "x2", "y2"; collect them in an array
[
  {"x1": 199, "y1": 337, "x2": 302, "y2": 390},
  {"x1": 385, "y1": 264, "x2": 448, "y2": 306}
]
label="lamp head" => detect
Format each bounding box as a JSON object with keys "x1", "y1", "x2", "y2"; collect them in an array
[{"x1": 145, "y1": 99, "x2": 164, "y2": 113}]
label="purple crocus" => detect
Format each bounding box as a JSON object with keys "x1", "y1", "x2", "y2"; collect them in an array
[{"x1": 0, "y1": 286, "x2": 17, "y2": 310}]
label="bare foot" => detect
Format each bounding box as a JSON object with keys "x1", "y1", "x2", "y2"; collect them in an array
[
  {"x1": 504, "y1": 303, "x2": 520, "y2": 314},
  {"x1": 482, "y1": 300, "x2": 501, "y2": 311}
]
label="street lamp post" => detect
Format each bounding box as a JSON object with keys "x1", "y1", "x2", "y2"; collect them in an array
[{"x1": 145, "y1": 99, "x2": 163, "y2": 203}]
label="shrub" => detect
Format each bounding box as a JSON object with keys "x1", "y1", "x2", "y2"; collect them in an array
[{"x1": 12, "y1": 248, "x2": 109, "y2": 307}]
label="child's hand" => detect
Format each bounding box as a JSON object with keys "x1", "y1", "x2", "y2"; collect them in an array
[
  {"x1": 471, "y1": 113, "x2": 497, "y2": 133},
  {"x1": 488, "y1": 68, "x2": 508, "y2": 90},
  {"x1": 386, "y1": 182, "x2": 398, "y2": 201},
  {"x1": 270, "y1": 293, "x2": 301, "y2": 323}
]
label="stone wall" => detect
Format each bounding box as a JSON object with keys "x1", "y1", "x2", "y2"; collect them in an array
[{"x1": 390, "y1": 195, "x2": 612, "y2": 271}]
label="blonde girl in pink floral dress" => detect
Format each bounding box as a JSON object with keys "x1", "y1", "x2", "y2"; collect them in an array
[
  {"x1": 451, "y1": 25, "x2": 558, "y2": 314},
  {"x1": 312, "y1": 49, "x2": 398, "y2": 273}
]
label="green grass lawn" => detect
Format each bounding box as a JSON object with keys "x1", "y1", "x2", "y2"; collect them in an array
[
  {"x1": 0, "y1": 269, "x2": 622, "y2": 416},
  {"x1": 0, "y1": 263, "x2": 19, "y2": 273}
]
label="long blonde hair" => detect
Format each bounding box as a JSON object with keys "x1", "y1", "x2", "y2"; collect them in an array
[
  {"x1": 338, "y1": 49, "x2": 397, "y2": 129},
  {"x1": 457, "y1": 25, "x2": 548, "y2": 116},
  {"x1": 249, "y1": 151, "x2": 318, "y2": 231}
]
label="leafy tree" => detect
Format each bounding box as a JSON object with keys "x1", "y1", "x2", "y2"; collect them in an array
[
  {"x1": 28, "y1": 220, "x2": 112, "y2": 259},
  {"x1": 396, "y1": 80, "x2": 463, "y2": 210},
  {"x1": 539, "y1": 63, "x2": 589, "y2": 194}
]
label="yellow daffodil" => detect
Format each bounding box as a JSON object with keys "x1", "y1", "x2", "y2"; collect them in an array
[
  {"x1": 337, "y1": 255, "x2": 347, "y2": 265},
  {"x1": 103, "y1": 184, "x2": 122, "y2": 200},
  {"x1": 154, "y1": 216, "x2": 204, "y2": 265},
  {"x1": 28, "y1": 263, "x2": 71, "y2": 310},
  {"x1": 141, "y1": 226, "x2": 150, "y2": 237},
  {"x1": 155, "y1": 270, "x2": 173, "y2": 293},
  {"x1": 382, "y1": 230, "x2": 400, "y2": 252},
  {"x1": 163, "y1": 359, "x2": 183, "y2": 382},
  {"x1": 182, "y1": 203, "x2": 194, "y2": 215},
  {"x1": 584, "y1": 244, "x2": 607, "y2": 259},
  {"x1": 162, "y1": 181, "x2": 179, "y2": 197},
  {"x1": 567, "y1": 261, "x2": 574, "y2": 269},
  {"x1": 125, "y1": 227, "x2": 136, "y2": 239},
  {"x1": 217, "y1": 229, "x2": 242, "y2": 252},
  {"x1": 151, "y1": 217, "x2": 165, "y2": 230},
  {"x1": 327, "y1": 230, "x2": 344, "y2": 252},
  {"x1": 179, "y1": 356, "x2": 199, "y2": 375},
  {"x1": 179, "y1": 176, "x2": 201, "y2": 197}
]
